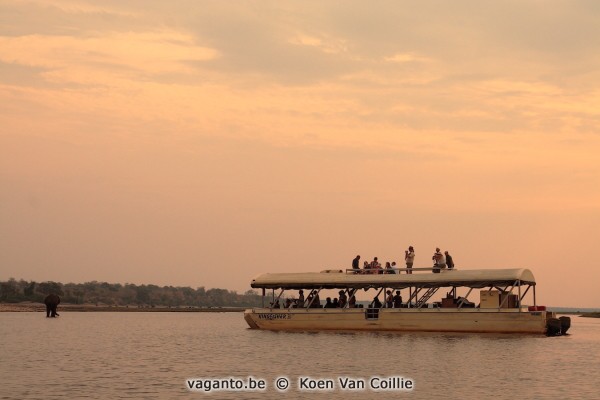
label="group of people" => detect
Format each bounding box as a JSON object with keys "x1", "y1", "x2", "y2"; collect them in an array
[
  {"x1": 351, "y1": 256, "x2": 399, "y2": 275},
  {"x1": 271, "y1": 288, "x2": 415, "y2": 310},
  {"x1": 365, "y1": 290, "x2": 405, "y2": 313},
  {"x1": 431, "y1": 247, "x2": 454, "y2": 272},
  {"x1": 351, "y1": 246, "x2": 454, "y2": 274},
  {"x1": 272, "y1": 289, "x2": 359, "y2": 309},
  {"x1": 365, "y1": 291, "x2": 406, "y2": 318},
  {"x1": 269, "y1": 247, "x2": 456, "y2": 309}
]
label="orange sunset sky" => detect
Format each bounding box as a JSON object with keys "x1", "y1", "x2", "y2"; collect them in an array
[{"x1": 1, "y1": 1, "x2": 600, "y2": 307}]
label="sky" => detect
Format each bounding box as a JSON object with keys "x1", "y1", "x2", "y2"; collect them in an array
[{"x1": 1, "y1": 0, "x2": 600, "y2": 307}]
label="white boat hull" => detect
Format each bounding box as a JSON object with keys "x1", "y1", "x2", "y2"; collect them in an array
[{"x1": 244, "y1": 308, "x2": 551, "y2": 334}]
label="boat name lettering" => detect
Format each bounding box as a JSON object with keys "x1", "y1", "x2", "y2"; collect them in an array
[{"x1": 258, "y1": 313, "x2": 291, "y2": 320}]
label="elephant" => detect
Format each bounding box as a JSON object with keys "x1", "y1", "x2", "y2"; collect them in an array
[{"x1": 44, "y1": 293, "x2": 60, "y2": 317}]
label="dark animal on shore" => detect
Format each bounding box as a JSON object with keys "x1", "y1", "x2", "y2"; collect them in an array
[{"x1": 44, "y1": 294, "x2": 61, "y2": 317}]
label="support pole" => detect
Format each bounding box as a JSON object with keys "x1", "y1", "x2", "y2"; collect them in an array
[
  {"x1": 369, "y1": 287, "x2": 384, "y2": 307},
  {"x1": 457, "y1": 288, "x2": 473, "y2": 309},
  {"x1": 306, "y1": 287, "x2": 323, "y2": 309},
  {"x1": 415, "y1": 287, "x2": 421, "y2": 303},
  {"x1": 274, "y1": 289, "x2": 285, "y2": 308},
  {"x1": 344, "y1": 288, "x2": 350, "y2": 309},
  {"x1": 518, "y1": 280, "x2": 521, "y2": 312},
  {"x1": 519, "y1": 285, "x2": 531, "y2": 307},
  {"x1": 498, "y1": 284, "x2": 515, "y2": 309}
]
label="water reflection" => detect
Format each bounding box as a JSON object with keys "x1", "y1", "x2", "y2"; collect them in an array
[{"x1": 1, "y1": 312, "x2": 598, "y2": 399}]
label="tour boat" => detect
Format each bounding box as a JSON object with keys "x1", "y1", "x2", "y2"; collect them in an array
[{"x1": 244, "y1": 267, "x2": 570, "y2": 335}]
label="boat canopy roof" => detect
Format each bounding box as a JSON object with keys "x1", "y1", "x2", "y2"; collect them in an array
[{"x1": 250, "y1": 268, "x2": 536, "y2": 290}]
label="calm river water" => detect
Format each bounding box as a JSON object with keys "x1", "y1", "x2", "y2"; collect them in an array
[{"x1": 1, "y1": 312, "x2": 599, "y2": 399}]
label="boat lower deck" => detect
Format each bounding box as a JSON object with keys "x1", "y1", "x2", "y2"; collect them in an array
[{"x1": 245, "y1": 307, "x2": 551, "y2": 334}]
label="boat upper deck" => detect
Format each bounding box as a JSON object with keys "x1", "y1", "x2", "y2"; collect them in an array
[{"x1": 250, "y1": 268, "x2": 536, "y2": 290}]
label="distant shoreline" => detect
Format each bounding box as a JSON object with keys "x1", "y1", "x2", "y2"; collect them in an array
[
  {"x1": 0, "y1": 303, "x2": 245, "y2": 313},
  {"x1": 580, "y1": 312, "x2": 600, "y2": 318}
]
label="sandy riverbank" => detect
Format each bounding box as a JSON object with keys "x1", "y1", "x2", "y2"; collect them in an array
[
  {"x1": 0, "y1": 303, "x2": 43, "y2": 312},
  {"x1": 580, "y1": 312, "x2": 600, "y2": 318},
  {"x1": 0, "y1": 303, "x2": 245, "y2": 312}
]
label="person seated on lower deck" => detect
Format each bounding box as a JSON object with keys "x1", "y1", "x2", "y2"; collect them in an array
[
  {"x1": 284, "y1": 298, "x2": 292, "y2": 308},
  {"x1": 324, "y1": 297, "x2": 335, "y2": 308},
  {"x1": 311, "y1": 291, "x2": 321, "y2": 308},
  {"x1": 393, "y1": 291, "x2": 403, "y2": 308},
  {"x1": 297, "y1": 290, "x2": 305, "y2": 308},
  {"x1": 366, "y1": 296, "x2": 382, "y2": 318},
  {"x1": 332, "y1": 298, "x2": 339, "y2": 308},
  {"x1": 305, "y1": 293, "x2": 314, "y2": 308},
  {"x1": 338, "y1": 290, "x2": 347, "y2": 308},
  {"x1": 372, "y1": 296, "x2": 382, "y2": 309},
  {"x1": 385, "y1": 290, "x2": 394, "y2": 308}
]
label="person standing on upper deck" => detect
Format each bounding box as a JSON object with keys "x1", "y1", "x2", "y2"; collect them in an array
[
  {"x1": 445, "y1": 251, "x2": 454, "y2": 269},
  {"x1": 372, "y1": 257, "x2": 383, "y2": 274},
  {"x1": 372, "y1": 257, "x2": 380, "y2": 268},
  {"x1": 432, "y1": 247, "x2": 445, "y2": 273},
  {"x1": 352, "y1": 255, "x2": 361, "y2": 274},
  {"x1": 405, "y1": 246, "x2": 415, "y2": 274}
]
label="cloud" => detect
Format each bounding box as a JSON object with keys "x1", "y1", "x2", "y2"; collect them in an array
[
  {"x1": 0, "y1": 61, "x2": 52, "y2": 88},
  {"x1": 2, "y1": 0, "x2": 600, "y2": 139},
  {"x1": 0, "y1": 0, "x2": 139, "y2": 37},
  {"x1": 288, "y1": 33, "x2": 348, "y2": 54},
  {"x1": 384, "y1": 53, "x2": 431, "y2": 64},
  {"x1": 0, "y1": 31, "x2": 219, "y2": 88}
]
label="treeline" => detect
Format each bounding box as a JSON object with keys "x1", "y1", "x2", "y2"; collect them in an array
[{"x1": 0, "y1": 278, "x2": 262, "y2": 307}]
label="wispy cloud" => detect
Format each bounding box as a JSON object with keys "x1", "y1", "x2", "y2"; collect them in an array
[{"x1": 384, "y1": 53, "x2": 431, "y2": 64}]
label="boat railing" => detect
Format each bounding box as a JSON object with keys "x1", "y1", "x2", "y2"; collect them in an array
[{"x1": 344, "y1": 267, "x2": 455, "y2": 274}]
